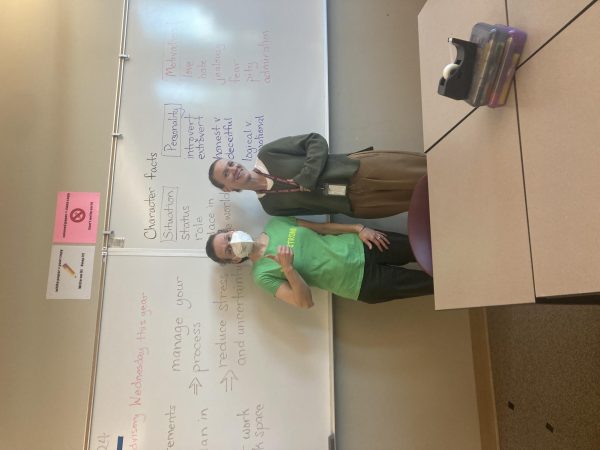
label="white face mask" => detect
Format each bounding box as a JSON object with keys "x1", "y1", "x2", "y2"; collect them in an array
[{"x1": 230, "y1": 231, "x2": 255, "y2": 258}]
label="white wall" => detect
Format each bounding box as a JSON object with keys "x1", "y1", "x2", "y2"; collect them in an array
[
  {"x1": 328, "y1": 1, "x2": 481, "y2": 449},
  {"x1": 0, "y1": 1, "x2": 121, "y2": 449}
]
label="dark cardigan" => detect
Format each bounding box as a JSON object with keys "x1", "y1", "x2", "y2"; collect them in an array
[{"x1": 256, "y1": 133, "x2": 362, "y2": 216}]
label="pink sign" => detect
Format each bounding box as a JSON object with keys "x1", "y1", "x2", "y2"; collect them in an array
[{"x1": 52, "y1": 192, "x2": 101, "y2": 243}]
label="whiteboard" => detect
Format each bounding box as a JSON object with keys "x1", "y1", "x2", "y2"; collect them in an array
[
  {"x1": 89, "y1": 256, "x2": 333, "y2": 450},
  {"x1": 88, "y1": 1, "x2": 333, "y2": 449},
  {"x1": 109, "y1": 0, "x2": 329, "y2": 245}
]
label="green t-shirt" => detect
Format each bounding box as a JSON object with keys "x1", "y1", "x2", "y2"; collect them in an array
[{"x1": 252, "y1": 217, "x2": 365, "y2": 300}]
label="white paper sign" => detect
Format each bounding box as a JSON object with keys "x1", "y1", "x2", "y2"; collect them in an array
[{"x1": 46, "y1": 245, "x2": 95, "y2": 299}]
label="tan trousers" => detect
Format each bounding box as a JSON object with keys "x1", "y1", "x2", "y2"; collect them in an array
[{"x1": 347, "y1": 150, "x2": 427, "y2": 218}]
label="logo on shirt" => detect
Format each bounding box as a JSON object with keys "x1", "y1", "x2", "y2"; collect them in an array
[{"x1": 287, "y1": 227, "x2": 297, "y2": 248}]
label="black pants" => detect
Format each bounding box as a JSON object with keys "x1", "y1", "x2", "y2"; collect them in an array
[{"x1": 357, "y1": 231, "x2": 434, "y2": 303}]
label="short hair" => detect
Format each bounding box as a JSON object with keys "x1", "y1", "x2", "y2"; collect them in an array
[
  {"x1": 208, "y1": 159, "x2": 225, "y2": 190},
  {"x1": 205, "y1": 229, "x2": 248, "y2": 264}
]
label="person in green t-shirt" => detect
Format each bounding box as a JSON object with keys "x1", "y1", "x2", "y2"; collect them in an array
[{"x1": 205, "y1": 217, "x2": 433, "y2": 308}]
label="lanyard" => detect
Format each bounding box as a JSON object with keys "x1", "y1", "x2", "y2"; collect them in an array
[{"x1": 253, "y1": 168, "x2": 305, "y2": 194}]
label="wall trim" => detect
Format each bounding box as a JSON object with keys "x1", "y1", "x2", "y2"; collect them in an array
[{"x1": 469, "y1": 308, "x2": 500, "y2": 450}]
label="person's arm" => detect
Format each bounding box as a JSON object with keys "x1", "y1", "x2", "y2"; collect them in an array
[
  {"x1": 258, "y1": 133, "x2": 329, "y2": 191},
  {"x1": 266, "y1": 245, "x2": 314, "y2": 309},
  {"x1": 290, "y1": 133, "x2": 329, "y2": 190},
  {"x1": 297, "y1": 219, "x2": 390, "y2": 251},
  {"x1": 262, "y1": 133, "x2": 327, "y2": 190}
]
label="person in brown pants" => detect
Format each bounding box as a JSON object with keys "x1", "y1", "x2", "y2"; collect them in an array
[{"x1": 208, "y1": 133, "x2": 426, "y2": 219}]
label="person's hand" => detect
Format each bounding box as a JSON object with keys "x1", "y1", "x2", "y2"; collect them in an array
[
  {"x1": 265, "y1": 245, "x2": 295, "y2": 270},
  {"x1": 358, "y1": 227, "x2": 390, "y2": 252},
  {"x1": 287, "y1": 179, "x2": 311, "y2": 192}
]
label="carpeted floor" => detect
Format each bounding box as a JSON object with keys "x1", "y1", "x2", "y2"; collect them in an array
[{"x1": 486, "y1": 303, "x2": 600, "y2": 450}]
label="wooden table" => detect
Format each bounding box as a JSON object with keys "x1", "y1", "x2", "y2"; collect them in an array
[{"x1": 418, "y1": 0, "x2": 600, "y2": 309}]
